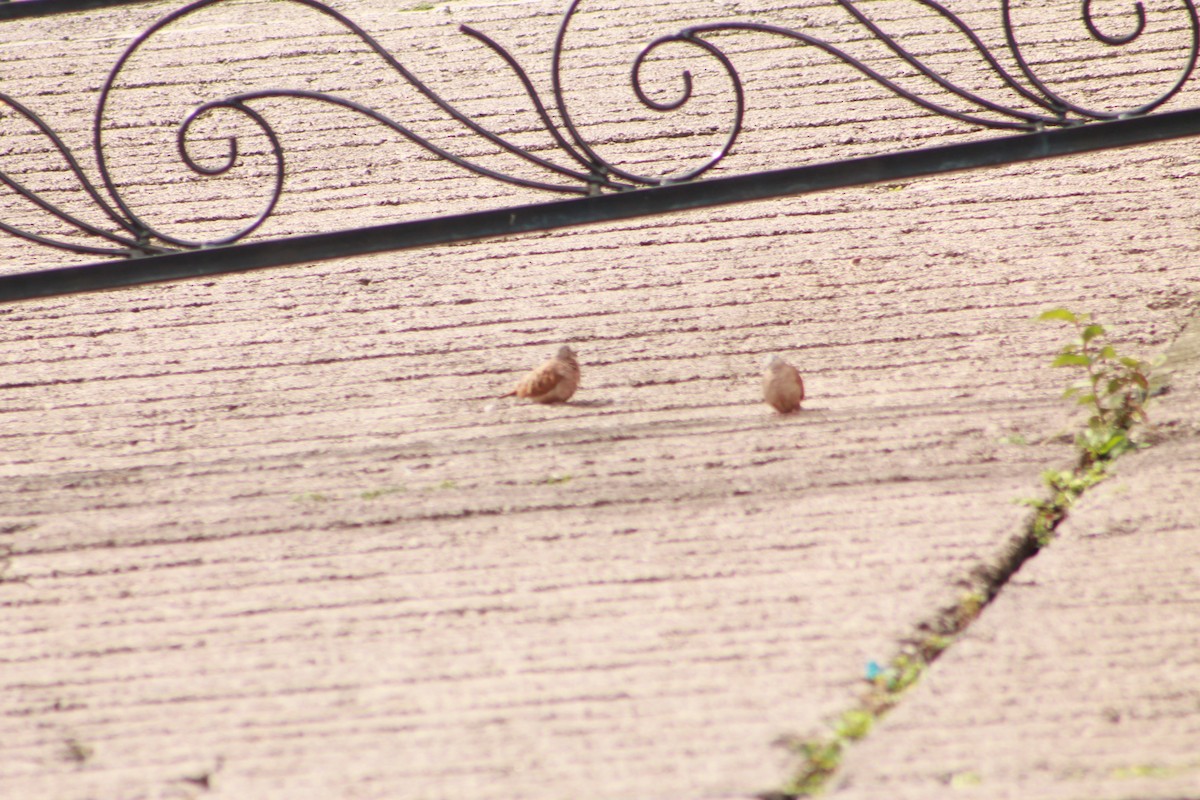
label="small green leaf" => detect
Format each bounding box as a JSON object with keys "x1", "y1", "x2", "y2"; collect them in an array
[
  {"x1": 1098, "y1": 344, "x2": 1117, "y2": 361},
  {"x1": 1041, "y1": 468, "x2": 1062, "y2": 483},
  {"x1": 1052, "y1": 353, "x2": 1092, "y2": 368},
  {"x1": 1080, "y1": 324, "x2": 1106, "y2": 343},
  {"x1": 835, "y1": 710, "x2": 874, "y2": 741},
  {"x1": 1096, "y1": 432, "x2": 1128, "y2": 456},
  {"x1": 1038, "y1": 308, "x2": 1078, "y2": 323}
]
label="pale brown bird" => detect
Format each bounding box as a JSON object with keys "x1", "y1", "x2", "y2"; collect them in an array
[
  {"x1": 762, "y1": 354, "x2": 804, "y2": 413},
  {"x1": 504, "y1": 345, "x2": 580, "y2": 403}
]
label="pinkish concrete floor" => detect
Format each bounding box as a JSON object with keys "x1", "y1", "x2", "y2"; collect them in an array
[
  {"x1": 829, "y1": 319, "x2": 1200, "y2": 800},
  {"x1": 0, "y1": 1, "x2": 1198, "y2": 799}
]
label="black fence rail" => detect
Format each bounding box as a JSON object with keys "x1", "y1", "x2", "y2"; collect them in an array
[
  {"x1": 0, "y1": 0, "x2": 154, "y2": 21},
  {"x1": 2, "y1": 0, "x2": 1200, "y2": 302}
]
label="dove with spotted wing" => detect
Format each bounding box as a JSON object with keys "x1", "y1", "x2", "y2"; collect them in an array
[{"x1": 505, "y1": 345, "x2": 580, "y2": 403}]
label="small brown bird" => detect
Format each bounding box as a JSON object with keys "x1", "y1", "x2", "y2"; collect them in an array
[
  {"x1": 504, "y1": 345, "x2": 580, "y2": 403},
  {"x1": 762, "y1": 354, "x2": 804, "y2": 413}
]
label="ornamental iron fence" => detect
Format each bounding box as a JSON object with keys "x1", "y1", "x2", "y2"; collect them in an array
[{"x1": 1, "y1": 0, "x2": 1199, "y2": 301}]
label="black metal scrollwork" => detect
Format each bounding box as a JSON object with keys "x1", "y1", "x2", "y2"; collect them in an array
[{"x1": 1, "y1": 0, "x2": 1196, "y2": 260}]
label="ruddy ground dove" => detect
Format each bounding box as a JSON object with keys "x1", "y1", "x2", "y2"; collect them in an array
[
  {"x1": 505, "y1": 345, "x2": 580, "y2": 403},
  {"x1": 762, "y1": 354, "x2": 804, "y2": 413}
]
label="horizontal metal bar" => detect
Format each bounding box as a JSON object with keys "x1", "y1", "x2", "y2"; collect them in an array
[
  {"x1": 5, "y1": 105, "x2": 1200, "y2": 304},
  {"x1": 0, "y1": 0, "x2": 153, "y2": 20}
]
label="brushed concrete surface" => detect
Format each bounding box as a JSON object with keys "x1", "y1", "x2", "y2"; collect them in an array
[
  {"x1": 829, "y1": 318, "x2": 1200, "y2": 800},
  {"x1": 0, "y1": 1, "x2": 1198, "y2": 799}
]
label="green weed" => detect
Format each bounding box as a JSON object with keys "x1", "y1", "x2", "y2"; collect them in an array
[
  {"x1": 1021, "y1": 309, "x2": 1161, "y2": 545},
  {"x1": 1038, "y1": 307, "x2": 1158, "y2": 465}
]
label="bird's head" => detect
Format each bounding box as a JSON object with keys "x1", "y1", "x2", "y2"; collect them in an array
[{"x1": 763, "y1": 354, "x2": 786, "y2": 369}]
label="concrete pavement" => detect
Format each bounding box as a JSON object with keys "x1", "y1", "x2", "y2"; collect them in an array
[{"x1": 1, "y1": 1, "x2": 1198, "y2": 798}]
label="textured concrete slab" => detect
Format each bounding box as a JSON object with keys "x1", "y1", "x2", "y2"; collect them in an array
[
  {"x1": 829, "y1": 319, "x2": 1200, "y2": 800},
  {"x1": 0, "y1": 1, "x2": 1199, "y2": 799}
]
